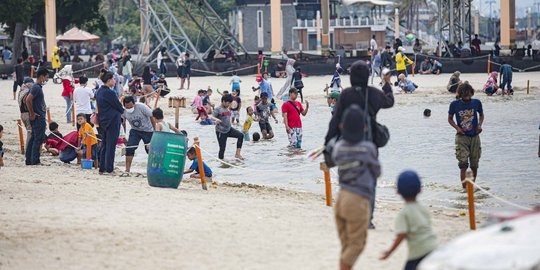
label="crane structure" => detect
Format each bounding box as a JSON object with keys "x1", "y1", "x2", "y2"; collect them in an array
[
  {"x1": 436, "y1": 0, "x2": 474, "y2": 57},
  {"x1": 134, "y1": 0, "x2": 250, "y2": 70}
]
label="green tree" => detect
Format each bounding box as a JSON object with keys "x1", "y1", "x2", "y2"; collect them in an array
[
  {"x1": 0, "y1": 0, "x2": 42, "y2": 63},
  {"x1": 56, "y1": 0, "x2": 107, "y2": 33}
]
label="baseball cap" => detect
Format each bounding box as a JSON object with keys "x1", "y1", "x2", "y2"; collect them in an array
[
  {"x1": 398, "y1": 46, "x2": 406, "y2": 52},
  {"x1": 340, "y1": 104, "x2": 366, "y2": 144},
  {"x1": 397, "y1": 170, "x2": 421, "y2": 197}
]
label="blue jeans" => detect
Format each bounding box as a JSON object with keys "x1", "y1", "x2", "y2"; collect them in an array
[
  {"x1": 26, "y1": 116, "x2": 46, "y2": 165},
  {"x1": 59, "y1": 147, "x2": 78, "y2": 163},
  {"x1": 501, "y1": 79, "x2": 512, "y2": 90},
  {"x1": 123, "y1": 74, "x2": 132, "y2": 88},
  {"x1": 82, "y1": 144, "x2": 99, "y2": 161},
  {"x1": 160, "y1": 62, "x2": 167, "y2": 75},
  {"x1": 64, "y1": 96, "x2": 72, "y2": 123}
]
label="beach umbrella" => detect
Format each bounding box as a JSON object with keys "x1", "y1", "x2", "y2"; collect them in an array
[
  {"x1": 405, "y1": 33, "x2": 416, "y2": 42},
  {"x1": 56, "y1": 27, "x2": 100, "y2": 43}
]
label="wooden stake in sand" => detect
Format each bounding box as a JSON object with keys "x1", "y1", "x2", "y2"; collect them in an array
[
  {"x1": 154, "y1": 89, "x2": 161, "y2": 109},
  {"x1": 194, "y1": 137, "x2": 208, "y2": 190},
  {"x1": 320, "y1": 162, "x2": 332, "y2": 207},
  {"x1": 17, "y1": 119, "x2": 25, "y2": 154},
  {"x1": 527, "y1": 80, "x2": 530, "y2": 94},
  {"x1": 466, "y1": 180, "x2": 476, "y2": 230},
  {"x1": 71, "y1": 102, "x2": 75, "y2": 126},
  {"x1": 46, "y1": 107, "x2": 51, "y2": 125},
  {"x1": 175, "y1": 106, "x2": 180, "y2": 129},
  {"x1": 487, "y1": 55, "x2": 491, "y2": 75}
]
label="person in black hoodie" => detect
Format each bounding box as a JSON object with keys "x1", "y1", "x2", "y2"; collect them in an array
[
  {"x1": 95, "y1": 72, "x2": 124, "y2": 174},
  {"x1": 380, "y1": 46, "x2": 393, "y2": 70},
  {"x1": 325, "y1": 60, "x2": 394, "y2": 229}
]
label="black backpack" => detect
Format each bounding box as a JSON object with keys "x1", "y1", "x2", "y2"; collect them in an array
[{"x1": 18, "y1": 86, "x2": 32, "y2": 113}]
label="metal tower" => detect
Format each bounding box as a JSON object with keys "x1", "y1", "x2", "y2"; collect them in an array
[
  {"x1": 134, "y1": 0, "x2": 249, "y2": 70},
  {"x1": 436, "y1": 0, "x2": 473, "y2": 57}
]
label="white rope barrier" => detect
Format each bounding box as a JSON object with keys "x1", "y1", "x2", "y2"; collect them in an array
[
  {"x1": 463, "y1": 179, "x2": 533, "y2": 211},
  {"x1": 192, "y1": 64, "x2": 258, "y2": 76}
]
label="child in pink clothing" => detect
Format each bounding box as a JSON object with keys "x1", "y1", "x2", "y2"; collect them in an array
[{"x1": 193, "y1": 89, "x2": 207, "y2": 121}]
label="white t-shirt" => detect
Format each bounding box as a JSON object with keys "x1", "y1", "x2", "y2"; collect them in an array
[
  {"x1": 73, "y1": 86, "x2": 94, "y2": 114},
  {"x1": 157, "y1": 51, "x2": 163, "y2": 67},
  {"x1": 370, "y1": 39, "x2": 378, "y2": 51},
  {"x1": 231, "y1": 75, "x2": 241, "y2": 84}
]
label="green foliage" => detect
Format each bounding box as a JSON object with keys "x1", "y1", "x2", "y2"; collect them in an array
[
  {"x1": 56, "y1": 0, "x2": 108, "y2": 33},
  {"x1": 0, "y1": 0, "x2": 42, "y2": 37}
]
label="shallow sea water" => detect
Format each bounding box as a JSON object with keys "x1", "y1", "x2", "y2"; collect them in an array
[{"x1": 121, "y1": 75, "x2": 540, "y2": 211}]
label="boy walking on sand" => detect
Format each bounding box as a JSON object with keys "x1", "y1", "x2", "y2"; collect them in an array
[
  {"x1": 380, "y1": 170, "x2": 437, "y2": 270},
  {"x1": 448, "y1": 82, "x2": 484, "y2": 188},
  {"x1": 210, "y1": 94, "x2": 244, "y2": 160},
  {"x1": 332, "y1": 104, "x2": 381, "y2": 270}
]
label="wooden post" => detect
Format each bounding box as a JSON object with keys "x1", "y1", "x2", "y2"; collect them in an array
[
  {"x1": 466, "y1": 180, "x2": 476, "y2": 230},
  {"x1": 527, "y1": 80, "x2": 530, "y2": 94},
  {"x1": 194, "y1": 137, "x2": 208, "y2": 190},
  {"x1": 17, "y1": 119, "x2": 25, "y2": 154},
  {"x1": 257, "y1": 63, "x2": 261, "y2": 76},
  {"x1": 71, "y1": 102, "x2": 75, "y2": 126},
  {"x1": 487, "y1": 55, "x2": 491, "y2": 75},
  {"x1": 154, "y1": 88, "x2": 161, "y2": 109},
  {"x1": 46, "y1": 107, "x2": 51, "y2": 125},
  {"x1": 320, "y1": 162, "x2": 332, "y2": 207},
  {"x1": 174, "y1": 106, "x2": 180, "y2": 129}
]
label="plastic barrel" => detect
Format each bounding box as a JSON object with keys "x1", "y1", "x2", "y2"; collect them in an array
[{"x1": 147, "y1": 131, "x2": 187, "y2": 188}]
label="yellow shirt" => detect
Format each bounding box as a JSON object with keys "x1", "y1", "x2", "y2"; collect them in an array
[
  {"x1": 79, "y1": 122, "x2": 98, "y2": 146},
  {"x1": 243, "y1": 115, "x2": 253, "y2": 133},
  {"x1": 395, "y1": 52, "x2": 413, "y2": 71}
]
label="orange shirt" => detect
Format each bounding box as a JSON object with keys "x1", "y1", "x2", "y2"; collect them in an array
[{"x1": 78, "y1": 122, "x2": 98, "y2": 146}]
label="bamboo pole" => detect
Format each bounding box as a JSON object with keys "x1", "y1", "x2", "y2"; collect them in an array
[
  {"x1": 527, "y1": 80, "x2": 530, "y2": 94},
  {"x1": 46, "y1": 107, "x2": 51, "y2": 125},
  {"x1": 320, "y1": 162, "x2": 332, "y2": 207},
  {"x1": 17, "y1": 119, "x2": 25, "y2": 154},
  {"x1": 71, "y1": 102, "x2": 75, "y2": 126},
  {"x1": 194, "y1": 137, "x2": 207, "y2": 190},
  {"x1": 174, "y1": 106, "x2": 180, "y2": 129},
  {"x1": 487, "y1": 55, "x2": 491, "y2": 75},
  {"x1": 154, "y1": 89, "x2": 161, "y2": 109},
  {"x1": 466, "y1": 180, "x2": 476, "y2": 230}
]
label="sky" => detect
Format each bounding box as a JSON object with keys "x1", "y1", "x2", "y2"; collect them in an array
[{"x1": 473, "y1": 0, "x2": 539, "y2": 18}]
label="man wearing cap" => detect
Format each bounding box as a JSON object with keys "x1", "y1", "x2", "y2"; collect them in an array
[
  {"x1": 395, "y1": 46, "x2": 414, "y2": 78},
  {"x1": 332, "y1": 104, "x2": 381, "y2": 270},
  {"x1": 325, "y1": 60, "x2": 394, "y2": 229}
]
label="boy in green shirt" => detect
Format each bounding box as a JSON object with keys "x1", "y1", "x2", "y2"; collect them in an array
[{"x1": 380, "y1": 170, "x2": 437, "y2": 270}]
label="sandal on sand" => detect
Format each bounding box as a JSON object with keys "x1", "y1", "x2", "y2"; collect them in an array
[{"x1": 119, "y1": 172, "x2": 131, "y2": 177}]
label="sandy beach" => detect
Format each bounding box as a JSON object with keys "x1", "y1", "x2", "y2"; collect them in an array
[{"x1": 1, "y1": 71, "x2": 538, "y2": 269}]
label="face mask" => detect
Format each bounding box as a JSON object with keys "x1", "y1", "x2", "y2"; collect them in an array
[{"x1": 125, "y1": 108, "x2": 135, "y2": 113}]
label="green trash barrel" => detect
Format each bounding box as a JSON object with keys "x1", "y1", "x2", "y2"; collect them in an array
[{"x1": 147, "y1": 131, "x2": 187, "y2": 188}]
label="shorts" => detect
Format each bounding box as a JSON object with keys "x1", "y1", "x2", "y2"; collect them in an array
[
  {"x1": 126, "y1": 129, "x2": 153, "y2": 156},
  {"x1": 231, "y1": 110, "x2": 240, "y2": 119},
  {"x1": 287, "y1": 128, "x2": 303, "y2": 148},
  {"x1": 232, "y1": 82, "x2": 240, "y2": 91},
  {"x1": 335, "y1": 189, "x2": 370, "y2": 266},
  {"x1": 455, "y1": 134, "x2": 481, "y2": 169},
  {"x1": 243, "y1": 132, "x2": 250, "y2": 141},
  {"x1": 177, "y1": 67, "x2": 184, "y2": 77},
  {"x1": 259, "y1": 121, "x2": 272, "y2": 133},
  {"x1": 81, "y1": 144, "x2": 98, "y2": 161}
]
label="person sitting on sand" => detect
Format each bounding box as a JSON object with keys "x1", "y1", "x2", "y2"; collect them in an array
[
  {"x1": 418, "y1": 58, "x2": 432, "y2": 75},
  {"x1": 210, "y1": 94, "x2": 244, "y2": 160},
  {"x1": 448, "y1": 82, "x2": 484, "y2": 189},
  {"x1": 184, "y1": 146, "x2": 213, "y2": 181},
  {"x1": 482, "y1": 72, "x2": 498, "y2": 96},
  {"x1": 447, "y1": 71, "x2": 462, "y2": 94},
  {"x1": 44, "y1": 122, "x2": 63, "y2": 156},
  {"x1": 332, "y1": 104, "x2": 381, "y2": 270},
  {"x1": 430, "y1": 59, "x2": 443, "y2": 75},
  {"x1": 380, "y1": 170, "x2": 437, "y2": 270},
  {"x1": 398, "y1": 74, "x2": 418, "y2": 93}
]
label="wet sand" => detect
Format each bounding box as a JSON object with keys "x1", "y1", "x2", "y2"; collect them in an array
[{"x1": 1, "y1": 72, "x2": 538, "y2": 269}]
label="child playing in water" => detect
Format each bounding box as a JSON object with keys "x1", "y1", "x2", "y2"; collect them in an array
[
  {"x1": 184, "y1": 146, "x2": 213, "y2": 181},
  {"x1": 483, "y1": 72, "x2": 498, "y2": 96},
  {"x1": 256, "y1": 92, "x2": 278, "y2": 140},
  {"x1": 332, "y1": 105, "x2": 380, "y2": 270},
  {"x1": 380, "y1": 170, "x2": 438, "y2": 270},
  {"x1": 398, "y1": 74, "x2": 418, "y2": 93},
  {"x1": 243, "y1": 106, "x2": 257, "y2": 141},
  {"x1": 330, "y1": 64, "x2": 344, "y2": 92},
  {"x1": 230, "y1": 90, "x2": 242, "y2": 125},
  {"x1": 210, "y1": 94, "x2": 244, "y2": 160},
  {"x1": 77, "y1": 113, "x2": 99, "y2": 167},
  {"x1": 230, "y1": 71, "x2": 242, "y2": 94},
  {"x1": 152, "y1": 108, "x2": 182, "y2": 133},
  {"x1": 448, "y1": 82, "x2": 484, "y2": 188}
]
